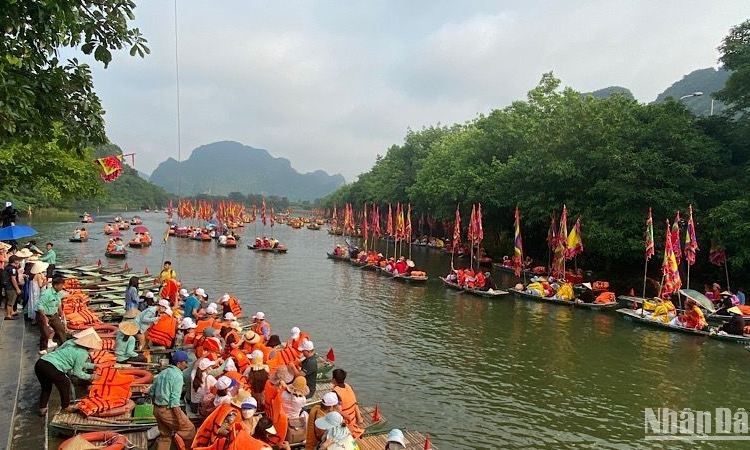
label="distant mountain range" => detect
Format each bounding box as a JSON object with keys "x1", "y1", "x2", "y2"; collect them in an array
[
  {"x1": 584, "y1": 67, "x2": 729, "y2": 116},
  {"x1": 149, "y1": 141, "x2": 345, "y2": 201}
]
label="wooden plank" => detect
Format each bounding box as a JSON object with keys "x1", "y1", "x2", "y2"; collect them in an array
[{"x1": 357, "y1": 430, "x2": 436, "y2": 450}]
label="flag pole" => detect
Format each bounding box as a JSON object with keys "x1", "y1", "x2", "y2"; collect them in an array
[
  {"x1": 642, "y1": 259, "x2": 649, "y2": 300},
  {"x1": 725, "y1": 261, "x2": 731, "y2": 292}
]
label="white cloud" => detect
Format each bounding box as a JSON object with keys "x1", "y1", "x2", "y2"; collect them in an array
[{"x1": 89, "y1": 0, "x2": 750, "y2": 184}]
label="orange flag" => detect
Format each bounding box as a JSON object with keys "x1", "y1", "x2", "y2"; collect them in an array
[
  {"x1": 424, "y1": 434, "x2": 432, "y2": 450},
  {"x1": 326, "y1": 348, "x2": 335, "y2": 363},
  {"x1": 372, "y1": 404, "x2": 380, "y2": 422}
]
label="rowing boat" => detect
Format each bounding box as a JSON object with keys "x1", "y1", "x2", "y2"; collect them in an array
[
  {"x1": 104, "y1": 250, "x2": 128, "y2": 259},
  {"x1": 248, "y1": 245, "x2": 288, "y2": 253},
  {"x1": 617, "y1": 308, "x2": 750, "y2": 343},
  {"x1": 439, "y1": 277, "x2": 508, "y2": 298},
  {"x1": 509, "y1": 288, "x2": 618, "y2": 309},
  {"x1": 378, "y1": 269, "x2": 428, "y2": 284}
]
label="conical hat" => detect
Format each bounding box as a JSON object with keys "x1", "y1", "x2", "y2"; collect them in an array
[
  {"x1": 123, "y1": 308, "x2": 140, "y2": 319},
  {"x1": 118, "y1": 321, "x2": 138, "y2": 336},
  {"x1": 62, "y1": 435, "x2": 98, "y2": 450},
  {"x1": 74, "y1": 332, "x2": 102, "y2": 350},
  {"x1": 72, "y1": 327, "x2": 97, "y2": 339}
]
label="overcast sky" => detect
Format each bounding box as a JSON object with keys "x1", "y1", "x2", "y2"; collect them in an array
[{"x1": 86, "y1": 1, "x2": 749, "y2": 182}]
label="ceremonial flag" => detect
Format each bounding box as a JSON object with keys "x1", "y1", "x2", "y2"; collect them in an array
[
  {"x1": 547, "y1": 213, "x2": 558, "y2": 251},
  {"x1": 552, "y1": 205, "x2": 568, "y2": 277},
  {"x1": 362, "y1": 202, "x2": 368, "y2": 244},
  {"x1": 405, "y1": 204, "x2": 412, "y2": 242},
  {"x1": 270, "y1": 205, "x2": 275, "y2": 227},
  {"x1": 671, "y1": 211, "x2": 682, "y2": 266},
  {"x1": 513, "y1": 206, "x2": 523, "y2": 277},
  {"x1": 661, "y1": 219, "x2": 682, "y2": 296},
  {"x1": 684, "y1": 204, "x2": 698, "y2": 265},
  {"x1": 709, "y1": 240, "x2": 727, "y2": 266},
  {"x1": 250, "y1": 203, "x2": 257, "y2": 222},
  {"x1": 94, "y1": 154, "x2": 124, "y2": 182},
  {"x1": 645, "y1": 207, "x2": 655, "y2": 261},
  {"x1": 452, "y1": 205, "x2": 461, "y2": 252},
  {"x1": 565, "y1": 216, "x2": 584, "y2": 259},
  {"x1": 396, "y1": 203, "x2": 405, "y2": 240},
  {"x1": 386, "y1": 204, "x2": 393, "y2": 237},
  {"x1": 474, "y1": 203, "x2": 484, "y2": 245},
  {"x1": 261, "y1": 199, "x2": 267, "y2": 226},
  {"x1": 371, "y1": 204, "x2": 381, "y2": 238},
  {"x1": 467, "y1": 204, "x2": 476, "y2": 244}
]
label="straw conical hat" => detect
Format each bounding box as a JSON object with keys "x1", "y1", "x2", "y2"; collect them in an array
[
  {"x1": 74, "y1": 332, "x2": 102, "y2": 350},
  {"x1": 72, "y1": 327, "x2": 97, "y2": 339},
  {"x1": 123, "y1": 308, "x2": 140, "y2": 319},
  {"x1": 118, "y1": 321, "x2": 138, "y2": 336},
  {"x1": 63, "y1": 434, "x2": 98, "y2": 450}
]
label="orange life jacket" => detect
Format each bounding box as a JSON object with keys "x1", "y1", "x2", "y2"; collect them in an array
[
  {"x1": 147, "y1": 314, "x2": 177, "y2": 347},
  {"x1": 287, "y1": 333, "x2": 311, "y2": 353},
  {"x1": 595, "y1": 292, "x2": 616, "y2": 304},
  {"x1": 227, "y1": 296, "x2": 242, "y2": 318},
  {"x1": 89, "y1": 350, "x2": 117, "y2": 366},
  {"x1": 76, "y1": 367, "x2": 134, "y2": 417},
  {"x1": 230, "y1": 348, "x2": 251, "y2": 374},
  {"x1": 266, "y1": 384, "x2": 288, "y2": 446},
  {"x1": 224, "y1": 370, "x2": 249, "y2": 392},
  {"x1": 160, "y1": 279, "x2": 180, "y2": 306},
  {"x1": 252, "y1": 321, "x2": 271, "y2": 341},
  {"x1": 193, "y1": 403, "x2": 241, "y2": 449},
  {"x1": 333, "y1": 383, "x2": 364, "y2": 439},
  {"x1": 223, "y1": 329, "x2": 241, "y2": 357},
  {"x1": 195, "y1": 318, "x2": 216, "y2": 335}
]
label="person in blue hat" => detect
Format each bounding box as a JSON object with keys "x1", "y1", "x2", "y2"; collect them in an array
[{"x1": 149, "y1": 350, "x2": 195, "y2": 450}]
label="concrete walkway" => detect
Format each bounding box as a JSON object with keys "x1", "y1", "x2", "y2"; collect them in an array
[{"x1": 0, "y1": 316, "x2": 48, "y2": 450}]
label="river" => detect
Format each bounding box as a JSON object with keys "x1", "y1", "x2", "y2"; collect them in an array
[{"x1": 25, "y1": 213, "x2": 750, "y2": 449}]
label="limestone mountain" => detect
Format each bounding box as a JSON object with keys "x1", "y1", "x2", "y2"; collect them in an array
[
  {"x1": 149, "y1": 141, "x2": 345, "y2": 201},
  {"x1": 653, "y1": 67, "x2": 730, "y2": 115}
]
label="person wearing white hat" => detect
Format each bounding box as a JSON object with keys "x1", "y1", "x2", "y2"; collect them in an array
[
  {"x1": 307, "y1": 390, "x2": 341, "y2": 447},
  {"x1": 286, "y1": 326, "x2": 310, "y2": 353},
  {"x1": 251, "y1": 312, "x2": 271, "y2": 342},
  {"x1": 26, "y1": 261, "x2": 49, "y2": 322},
  {"x1": 205, "y1": 302, "x2": 219, "y2": 316},
  {"x1": 295, "y1": 339, "x2": 318, "y2": 399},
  {"x1": 182, "y1": 288, "x2": 201, "y2": 321},
  {"x1": 34, "y1": 330, "x2": 101, "y2": 416},
  {"x1": 189, "y1": 357, "x2": 218, "y2": 413},
  {"x1": 385, "y1": 428, "x2": 406, "y2": 449}
]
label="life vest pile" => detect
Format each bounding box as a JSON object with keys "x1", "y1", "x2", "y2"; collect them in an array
[
  {"x1": 62, "y1": 291, "x2": 102, "y2": 329},
  {"x1": 76, "y1": 367, "x2": 134, "y2": 417}
]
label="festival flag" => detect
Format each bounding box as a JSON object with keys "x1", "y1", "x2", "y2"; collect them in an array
[
  {"x1": 94, "y1": 154, "x2": 124, "y2": 182},
  {"x1": 645, "y1": 207, "x2": 655, "y2": 261},
  {"x1": 684, "y1": 204, "x2": 698, "y2": 265},
  {"x1": 547, "y1": 213, "x2": 558, "y2": 251},
  {"x1": 467, "y1": 204, "x2": 476, "y2": 244},
  {"x1": 709, "y1": 240, "x2": 727, "y2": 266},
  {"x1": 405, "y1": 204, "x2": 412, "y2": 242},
  {"x1": 362, "y1": 202, "x2": 368, "y2": 245},
  {"x1": 395, "y1": 203, "x2": 405, "y2": 241},
  {"x1": 371, "y1": 204, "x2": 381, "y2": 238},
  {"x1": 452, "y1": 205, "x2": 461, "y2": 252},
  {"x1": 661, "y1": 219, "x2": 682, "y2": 296},
  {"x1": 270, "y1": 205, "x2": 275, "y2": 227},
  {"x1": 261, "y1": 199, "x2": 267, "y2": 226},
  {"x1": 513, "y1": 206, "x2": 523, "y2": 277},
  {"x1": 326, "y1": 348, "x2": 336, "y2": 363},
  {"x1": 250, "y1": 203, "x2": 257, "y2": 222},
  {"x1": 552, "y1": 205, "x2": 568, "y2": 277},
  {"x1": 565, "y1": 216, "x2": 584, "y2": 259},
  {"x1": 671, "y1": 211, "x2": 682, "y2": 266},
  {"x1": 386, "y1": 204, "x2": 393, "y2": 237},
  {"x1": 475, "y1": 203, "x2": 484, "y2": 244}
]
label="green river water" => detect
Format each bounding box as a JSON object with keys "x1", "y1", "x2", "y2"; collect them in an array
[{"x1": 21, "y1": 213, "x2": 750, "y2": 449}]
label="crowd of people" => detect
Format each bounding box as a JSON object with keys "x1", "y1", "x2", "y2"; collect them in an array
[{"x1": 444, "y1": 267, "x2": 497, "y2": 291}]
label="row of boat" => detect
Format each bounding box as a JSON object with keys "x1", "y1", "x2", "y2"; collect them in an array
[{"x1": 326, "y1": 252, "x2": 429, "y2": 283}]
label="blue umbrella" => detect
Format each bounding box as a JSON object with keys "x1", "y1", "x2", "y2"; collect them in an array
[{"x1": 0, "y1": 224, "x2": 38, "y2": 241}]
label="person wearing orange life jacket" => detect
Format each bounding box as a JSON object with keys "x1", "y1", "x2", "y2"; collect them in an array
[
  {"x1": 474, "y1": 271, "x2": 486, "y2": 289},
  {"x1": 251, "y1": 311, "x2": 271, "y2": 342},
  {"x1": 220, "y1": 293, "x2": 243, "y2": 318},
  {"x1": 221, "y1": 318, "x2": 242, "y2": 357},
  {"x1": 266, "y1": 335, "x2": 301, "y2": 371},
  {"x1": 192, "y1": 400, "x2": 244, "y2": 449},
  {"x1": 146, "y1": 300, "x2": 178, "y2": 348},
  {"x1": 456, "y1": 267, "x2": 466, "y2": 286},
  {"x1": 393, "y1": 257, "x2": 408, "y2": 275},
  {"x1": 159, "y1": 278, "x2": 180, "y2": 307},
  {"x1": 193, "y1": 327, "x2": 218, "y2": 359},
  {"x1": 178, "y1": 316, "x2": 198, "y2": 347},
  {"x1": 330, "y1": 369, "x2": 364, "y2": 439},
  {"x1": 285, "y1": 327, "x2": 310, "y2": 353}
]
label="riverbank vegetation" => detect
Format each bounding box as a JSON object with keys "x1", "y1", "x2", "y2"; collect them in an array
[{"x1": 324, "y1": 20, "x2": 750, "y2": 279}]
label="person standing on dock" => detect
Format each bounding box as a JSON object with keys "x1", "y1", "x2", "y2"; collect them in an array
[
  {"x1": 39, "y1": 242, "x2": 56, "y2": 278},
  {"x1": 150, "y1": 350, "x2": 195, "y2": 449},
  {"x1": 36, "y1": 277, "x2": 67, "y2": 353},
  {"x1": 158, "y1": 260, "x2": 177, "y2": 286}
]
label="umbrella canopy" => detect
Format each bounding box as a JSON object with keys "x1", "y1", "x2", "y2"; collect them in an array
[
  {"x1": 679, "y1": 289, "x2": 716, "y2": 313},
  {"x1": 0, "y1": 224, "x2": 37, "y2": 241},
  {"x1": 133, "y1": 225, "x2": 149, "y2": 233}
]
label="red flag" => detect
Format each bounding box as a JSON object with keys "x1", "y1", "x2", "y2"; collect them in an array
[
  {"x1": 709, "y1": 240, "x2": 727, "y2": 266},
  {"x1": 645, "y1": 208, "x2": 655, "y2": 261},
  {"x1": 547, "y1": 213, "x2": 558, "y2": 251},
  {"x1": 386, "y1": 204, "x2": 393, "y2": 237},
  {"x1": 97, "y1": 259, "x2": 102, "y2": 267},
  {"x1": 513, "y1": 206, "x2": 523, "y2": 277},
  {"x1": 270, "y1": 205, "x2": 275, "y2": 227},
  {"x1": 326, "y1": 348, "x2": 335, "y2": 363},
  {"x1": 362, "y1": 203, "x2": 368, "y2": 244},
  {"x1": 475, "y1": 203, "x2": 483, "y2": 244},
  {"x1": 671, "y1": 211, "x2": 682, "y2": 266},
  {"x1": 452, "y1": 205, "x2": 461, "y2": 252},
  {"x1": 684, "y1": 204, "x2": 698, "y2": 266},
  {"x1": 371, "y1": 404, "x2": 380, "y2": 422},
  {"x1": 405, "y1": 204, "x2": 412, "y2": 242},
  {"x1": 94, "y1": 154, "x2": 124, "y2": 182},
  {"x1": 261, "y1": 199, "x2": 267, "y2": 226},
  {"x1": 144, "y1": 266, "x2": 149, "y2": 275},
  {"x1": 552, "y1": 205, "x2": 568, "y2": 277},
  {"x1": 629, "y1": 287, "x2": 634, "y2": 296},
  {"x1": 660, "y1": 219, "x2": 682, "y2": 296},
  {"x1": 424, "y1": 434, "x2": 432, "y2": 450},
  {"x1": 467, "y1": 204, "x2": 476, "y2": 244}
]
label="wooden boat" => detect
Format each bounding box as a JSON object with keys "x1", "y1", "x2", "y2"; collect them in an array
[
  {"x1": 248, "y1": 245, "x2": 288, "y2": 253},
  {"x1": 379, "y1": 269, "x2": 428, "y2": 284},
  {"x1": 307, "y1": 223, "x2": 321, "y2": 230},
  {"x1": 326, "y1": 252, "x2": 351, "y2": 262},
  {"x1": 105, "y1": 249, "x2": 128, "y2": 259},
  {"x1": 357, "y1": 430, "x2": 436, "y2": 449},
  {"x1": 218, "y1": 240, "x2": 238, "y2": 248},
  {"x1": 127, "y1": 240, "x2": 151, "y2": 248},
  {"x1": 350, "y1": 259, "x2": 378, "y2": 271},
  {"x1": 617, "y1": 308, "x2": 750, "y2": 343},
  {"x1": 616, "y1": 289, "x2": 745, "y2": 325},
  {"x1": 69, "y1": 237, "x2": 88, "y2": 243},
  {"x1": 509, "y1": 288, "x2": 618, "y2": 309},
  {"x1": 439, "y1": 277, "x2": 508, "y2": 298},
  {"x1": 130, "y1": 216, "x2": 142, "y2": 225}
]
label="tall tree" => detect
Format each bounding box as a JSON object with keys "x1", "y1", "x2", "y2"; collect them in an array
[{"x1": 715, "y1": 19, "x2": 750, "y2": 118}]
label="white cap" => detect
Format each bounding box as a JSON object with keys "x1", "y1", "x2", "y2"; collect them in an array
[
  {"x1": 250, "y1": 349, "x2": 264, "y2": 358},
  {"x1": 206, "y1": 303, "x2": 218, "y2": 315},
  {"x1": 198, "y1": 358, "x2": 215, "y2": 370},
  {"x1": 224, "y1": 358, "x2": 237, "y2": 372},
  {"x1": 298, "y1": 339, "x2": 314, "y2": 352},
  {"x1": 290, "y1": 327, "x2": 300, "y2": 339},
  {"x1": 253, "y1": 311, "x2": 265, "y2": 320},
  {"x1": 163, "y1": 307, "x2": 173, "y2": 316},
  {"x1": 157, "y1": 299, "x2": 170, "y2": 308},
  {"x1": 195, "y1": 288, "x2": 207, "y2": 298},
  {"x1": 144, "y1": 291, "x2": 155, "y2": 299},
  {"x1": 221, "y1": 293, "x2": 230, "y2": 303},
  {"x1": 4, "y1": 202, "x2": 11, "y2": 207},
  {"x1": 224, "y1": 312, "x2": 236, "y2": 321},
  {"x1": 321, "y1": 392, "x2": 339, "y2": 407},
  {"x1": 215, "y1": 376, "x2": 233, "y2": 390},
  {"x1": 179, "y1": 317, "x2": 197, "y2": 330},
  {"x1": 179, "y1": 288, "x2": 189, "y2": 297}
]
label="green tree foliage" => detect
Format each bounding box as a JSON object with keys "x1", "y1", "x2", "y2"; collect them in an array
[
  {"x1": 0, "y1": 0, "x2": 148, "y2": 150},
  {"x1": 715, "y1": 19, "x2": 750, "y2": 118}
]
